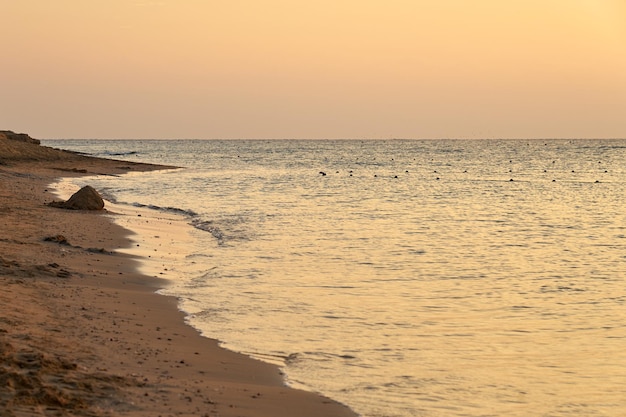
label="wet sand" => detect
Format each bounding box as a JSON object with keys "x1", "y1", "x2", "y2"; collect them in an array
[{"x1": 0, "y1": 136, "x2": 356, "y2": 416}]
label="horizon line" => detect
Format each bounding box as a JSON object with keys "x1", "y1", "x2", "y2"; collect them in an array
[{"x1": 39, "y1": 137, "x2": 626, "y2": 141}]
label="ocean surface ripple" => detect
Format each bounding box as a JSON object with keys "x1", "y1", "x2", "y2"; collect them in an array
[{"x1": 44, "y1": 139, "x2": 626, "y2": 417}]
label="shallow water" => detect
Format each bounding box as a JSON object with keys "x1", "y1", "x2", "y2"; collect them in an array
[{"x1": 44, "y1": 139, "x2": 626, "y2": 417}]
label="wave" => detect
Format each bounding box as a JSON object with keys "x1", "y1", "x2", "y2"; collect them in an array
[
  {"x1": 190, "y1": 219, "x2": 225, "y2": 245},
  {"x1": 127, "y1": 202, "x2": 226, "y2": 244},
  {"x1": 100, "y1": 150, "x2": 140, "y2": 156},
  {"x1": 131, "y1": 202, "x2": 198, "y2": 217}
]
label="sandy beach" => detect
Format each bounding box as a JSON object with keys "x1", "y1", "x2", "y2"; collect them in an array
[{"x1": 0, "y1": 134, "x2": 356, "y2": 417}]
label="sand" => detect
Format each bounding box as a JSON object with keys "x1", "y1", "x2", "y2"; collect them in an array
[{"x1": 0, "y1": 137, "x2": 357, "y2": 417}]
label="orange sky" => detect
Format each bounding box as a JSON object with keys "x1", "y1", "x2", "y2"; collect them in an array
[{"x1": 1, "y1": 0, "x2": 625, "y2": 139}]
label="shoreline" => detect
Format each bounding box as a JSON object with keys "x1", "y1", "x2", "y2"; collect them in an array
[{"x1": 0, "y1": 138, "x2": 357, "y2": 416}]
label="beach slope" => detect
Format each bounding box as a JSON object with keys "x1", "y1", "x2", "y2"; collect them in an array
[{"x1": 0, "y1": 134, "x2": 356, "y2": 416}]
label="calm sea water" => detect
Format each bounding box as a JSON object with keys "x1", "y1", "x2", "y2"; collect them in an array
[{"x1": 43, "y1": 139, "x2": 626, "y2": 417}]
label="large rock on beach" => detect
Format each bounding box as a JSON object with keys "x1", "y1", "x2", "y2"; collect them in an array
[{"x1": 49, "y1": 186, "x2": 105, "y2": 210}]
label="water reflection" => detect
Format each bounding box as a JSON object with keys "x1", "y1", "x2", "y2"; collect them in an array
[{"x1": 44, "y1": 139, "x2": 626, "y2": 417}]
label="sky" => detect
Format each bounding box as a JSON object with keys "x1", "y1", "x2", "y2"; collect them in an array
[{"x1": 1, "y1": 0, "x2": 625, "y2": 139}]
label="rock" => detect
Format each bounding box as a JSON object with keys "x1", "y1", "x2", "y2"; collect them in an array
[
  {"x1": 44, "y1": 235, "x2": 70, "y2": 245},
  {"x1": 56, "y1": 269, "x2": 72, "y2": 278},
  {"x1": 48, "y1": 186, "x2": 105, "y2": 210},
  {"x1": 63, "y1": 185, "x2": 105, "y2": 210}
]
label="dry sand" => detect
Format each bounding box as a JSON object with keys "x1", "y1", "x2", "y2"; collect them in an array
[{"x1": 0, "y1": 137, "x2": 357, "y2": 417}]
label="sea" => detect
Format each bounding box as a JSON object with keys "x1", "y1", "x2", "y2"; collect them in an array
[{"x1": 42, "y1": 139, "x2": 626, "y2": 417}]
